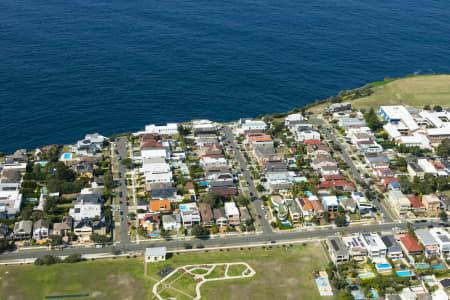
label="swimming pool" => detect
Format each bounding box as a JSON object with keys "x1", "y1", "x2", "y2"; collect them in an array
[
  {"x1": 415, "y1": 263, "x2": 430, "y2": 269},
  {"x1": 39, "y1": 161, "x2": 47, "y2": 166},
  {"x1": 359, "y1": 273, "x2": 375, "y2": 279},
  {"x1": 432, "y1": 263, "x2": 445, "y2": 270},
  {"x1": 376, "y1": 263, "x2": 391, "y2": 269},
  {"x1": 397, "y1": 270, "x2": 415, "y2": 277},
  {"x1": 179, "y1": 205, "x2": 187, "y2": 211},
  {"x1": 369, "y1": 289, "x2": 379, "y2": 298},
  {"x1": 63, "y1": 153, "x2": 72, "y2": 160}
]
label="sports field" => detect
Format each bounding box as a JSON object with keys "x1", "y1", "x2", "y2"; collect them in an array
[{"x1": 1, "y1": 242, "x2": 330, "y2": 300}]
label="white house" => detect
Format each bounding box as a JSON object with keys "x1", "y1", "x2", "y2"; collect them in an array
[
  {"x1": 0, "y1": 183, "x2": 23, "y2": 214},
  {"x1": 237, "y1": 119, "x2": 267, "y2": 134},
  {"x1": 361, "y1": 233, "x2": 387, "y2": 260},
  {"x1": 224, "y1": 202, "x2": 240, "y2": 226},
  {"x1": 141, "y1": 141, "x2": 170, "y2": 160},
  {"x1": 145, "y1": 247, "x2": 166, "y2": 262},
  {"x1": 69, "y1": 195, "x2": 102, "y2": 221},
  {"x1": 320, "y1": 195, "x2": 339, "y2": 212},
  {"x1": 200, "y1": 156, "x2": 227, "y2": 168},
  {"x1": 429, "y1": 228, "x2": 450, "y2": 257},
  {"x1": 295, "y1": 130, "x2": 320, "y2": 142},
  {"x1": 144, "y1": 123, "x2": 178, "y2": 135},
  {"x1": 141, "y1": 158, "x2": 172, "y2": 184},
  {"x1": 351, "y1": 192, "x2": 372, "y2": 214},
  {"x1": 180, "y1": 203, "x2": 201, "y2": 228},
  {"x1": 162, "y1": 214, "x2": 181, "y2": 231},
  {"x1": 33, "y1": 219, "x2": 49, "y2": 241}
]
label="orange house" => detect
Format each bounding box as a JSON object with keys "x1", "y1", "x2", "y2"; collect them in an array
[{"x1": 150, "y1": 199, "x2": 171, "y2": 212}]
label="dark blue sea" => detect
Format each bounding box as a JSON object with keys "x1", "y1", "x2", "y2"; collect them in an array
[{"x1": 1, "y1": 0, "x2": 449, "y2": 153}]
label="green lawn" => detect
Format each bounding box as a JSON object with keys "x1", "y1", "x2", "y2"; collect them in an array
[
  {"x1": 204, "y1": 264, "x2": 226, "y2": 279},
  {"x1": 0, "y1": 258, "x2": 151, "y2": 300},
  {"x1": 352, "y1": 74, "x2": 450, "y2": 110},
  {"x1": 227, "y1": 264, "x2": 248, "y2": 277},
  {"x1": 190, "y1": 268, "x2": 209, "y2": 275},
  {"x1": 170, "y1": 272, "x2": 198, "y2": 297},
  {"x1": 1, "y1": 242, "x2": 330, "y2": 300}
]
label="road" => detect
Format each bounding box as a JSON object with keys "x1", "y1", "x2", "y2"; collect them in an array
[
  {"x1": 114, "y1": 136, "x2": 131, "y2": 245},
  {"x1": 0, "y1": 222, "x2": 418, "y2": 260},
  {"x1": 222, "y1": 126, "x2": 273, "y2": 234},
  {"x1": 310, "y1": 118, "x2": 393, "y2": 222}
]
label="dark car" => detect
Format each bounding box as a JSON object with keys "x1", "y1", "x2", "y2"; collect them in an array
[
  {"x1": 119, "y1": 192, "x2": 123, "y2": 197},
  {"x1": 249, "y1": 192, "x2": 253, "y2": 197}
]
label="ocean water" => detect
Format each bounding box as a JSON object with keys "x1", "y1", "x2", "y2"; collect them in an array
[{"x1": 1, "y1": 0, "x2": 449, "y2": 153}]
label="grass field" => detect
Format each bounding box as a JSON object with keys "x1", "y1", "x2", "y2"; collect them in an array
[
  {"x1": 352, "y1": 74, "x2": 450, "y2": 110},
  {"x1": 0, "y1": 258, "x2": 151, "y2": 300},
  {"x1": 1, "y1": 242, "x2": 330, "y2": 300}
]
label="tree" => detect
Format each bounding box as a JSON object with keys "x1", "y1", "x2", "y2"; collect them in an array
[
  {"x1": 439, "y1": 211, "x2": 448, "y2": 221},
  {"x1": 0, "y1": 238, "x2": 9, "y2": 252},
  {"x1": 103, "y1": 171, "x2": 114, "y2": 190},
  {"x1": 64, "y1": 253, "x2": 82, "y2": 263},
  {"x1": 50, "y1": 234, "x2": 63, "y2": 246},
  {"x1": 160, "y1": 228, "x2": 170, "y2": 240},
  {"x1": 437, "y1": 139, "x2": 450, "y2": 159},
  {"x1": 335, "y1": 215, "x2": 347, "y2": 227},
  {"x1": 323, "y1": 211, "x2": 330, "y2": 223},
  {"x1": 433, "y1": 105, "x2": 443, "y2": 112},
  {"x1": 191, "y1": 224, "x2": 208, "y2": 239},
  {"x1": 41, "y1": 255, "x2": 61, "y2": 265},
  {"x1": 256, "y1": 184, "x2": 265, "y2": 192},
  {"x1": 423, "y1": 104, "x2": 431, "y2": 110},
  {"x1": 90, "y1": 233, "x2": 110, "y2": 244},
  {"x1": 235, "y1": 195, "x2": 249, "y2": 207},
  {"x1": 120, "y1": 158, "x2": 134, "y2": 169},
  {"x1": 364, "y1": 108, "x2": 384, "y2": 131}
]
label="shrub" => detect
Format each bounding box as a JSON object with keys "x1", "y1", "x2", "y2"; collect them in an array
[
  {"x1": 64, "y1": 254, "x2": 82, "y2": 263},
  {"x1": 184, "y1": 243, "x2": 193, "y2": 249}
]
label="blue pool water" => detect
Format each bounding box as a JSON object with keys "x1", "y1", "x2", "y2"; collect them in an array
[
  {"x1": 415, "y1": 263, "x2": 430, "y2": 269},
  {"x1": 369, "y1": 289, "x2": 379, "y2": 298},
  {"x1": 39, "y1": 162, "x2": 47, "y2": 166},
  {"x1": 359, "y1": 273, "x2": 375, "y2": 279},
  {"x1": 148, "y1": 233, "x2": 160, "y2": 237},
  {"x1": 432, "y1": 264, "x2": 445, "y2": 270},
  {"x1": 376, "y1": 263, "x2": 391, "y2": 270},
  {"x1": 397, "y1": 270, "x2": 415, "y2": 277},
  {"x1": 63, "y1": 153, "x2": 72, "y2": 160},
  {"x1": 179, "y1": 205, "x2": 187, "y2": 211}
]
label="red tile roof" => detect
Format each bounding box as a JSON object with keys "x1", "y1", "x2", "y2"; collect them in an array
[
  {"x1": 316, "y1": 180, "x2": 355, "y2": 189},
  {"x1": 303, "y1": 139, "x2": 322, "y2": 145},
  {"x1": 141, "y1": 140, "x2": 163, "y2": 148},
  {"x1": 323, "y1": 174, "x2": 346, "y2": 181},
  {"x1": 407, "y1": 196, "x2": 424, "y2": 208},
  {"x1": 400, "y1": 233, "x2": 422, "y2": 253}
]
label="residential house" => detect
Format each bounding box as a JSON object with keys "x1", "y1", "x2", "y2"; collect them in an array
[
  {"x1": 387, "y1": 190, "x2": 411, "y2": 216},
  {"x1": 295, "y1": 130, "x2": 320, "y2": 143},
  {"x1": 151, "y1": 187, "x2": 178, "y2": 201},
  {"x1": 93, "y1": 217, "x2": 110, "y2": 236},
  {"x1": 0, "y1": 182, "x2": 23, "y2": 215},
  {"x1": 407, "y1": 196, "x2": 426, "y2": 214},
  {"x1": 73, "y1": 219, "x2": 93, "y2": 243},
  {"x1": 53, "y1": 216, "x2": 73, "y2": 237},
  {"x1": 319, "y1": 166, "x2": 340, "y2": 176},
  {"x1": 224, "y1": 202, "x2": 240, "y2": 226},
  {"x1": 297, "y1": 197, "x2": 314, "y2": 221},
  {"x1": 141, "y1": 157, "x2": 172, "y2": 184},
  {"x1": 200, "y1": 156, "x2": 227, "y2": 168},
  {"x1": 316, "y1": 180, "x2": 355, "y2": 192},
  {"x1": 213, "y1": 208, "x2": 227, "y2": 227},
  {"x1": 309, "y1": 196, "x2": 326, "y2": 217},
  {"x1": 320, "y1": 196, "x2": 339, "y2": 212},
  {"x1": 361, "y1": 233, "x2": 387, "y2": 260},
  {"x1": 399, "y1": 233, "x2": 422, "y2": 255},
  {"x1": 339, "y1": 197, "x2": 357, "y2": 213},
  {"x1": 429, "y1": 228, "x2": 450, "y2": 257},
  {"x1": 407, "y1": 162, "x2": 425, "y2": 180},
  {"x1": 150, "y1": 199, "x2": 171, "y2": 213},
  {"x1": 342, "y1": 236, "x2": 368, "y2": 258},
  {"x1": 416, "y1": 229, "x2": 440, "y2": 257},
  {"x1": 352, "y1": 192, "x2": 372, "y2": 214},
  {"x1": 312, "y1": 155, "x2": 337, "y2": 170},
  {"x1": 271, "y1": 196, "x2": 289, "y2": 221},
  {"x1": 209, "y1": 181, "x2": 237, "y2": 196},
  {"x1": 180, "y1": 203, "x2": 201, "y2": 228},
  {"x1": 13, "y1": 220, "x2": 32, "y2": 240},
  {"x1": 381, "y1": 235, "x2": 403, "y2": 259},
  {"x1": 198, "y1": 203, "x2": 214, "y2": 227},
  {"x1": 422, "y1": 194, "x2": 441, "y2": 216},
  {"x1": 286, "y1": 199, "x2": 301, "y2": 223},
  {"x1": 141, "y1": 140, "x2": 170, "y2": 160},
  {"x1": 162, "y1": 214, "x2": 181, "y2": 231},
  {"x1": 33, "y1": 219, "x2": 49, "y2": 241},
  {"x1": 139, "y1": 213, "x2": 160, "y2": 233},
  {"x1": 145, "y1": 123, "x2": 178, "y2": 135},
  {"x1": 327, "y1": 236, "x2": 350, "y2": 264},
  {"x1": 237, "y1": 119, "x2": 267, "y2": 135},
  {"x1": 69, "y1": 193, "x2": 102, "y2": 221}
]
